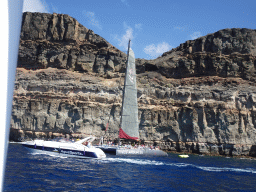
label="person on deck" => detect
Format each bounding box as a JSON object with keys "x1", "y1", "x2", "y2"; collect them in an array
[{"x1": 87, "y1": 141, "x2": 91, "y2": 148}]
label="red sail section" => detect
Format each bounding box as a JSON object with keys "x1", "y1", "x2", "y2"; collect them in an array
[{"x1": 119, "y1": 128, "x2": 139, "y2": 140}]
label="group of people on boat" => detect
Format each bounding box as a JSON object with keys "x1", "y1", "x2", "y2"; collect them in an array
[
  {"x1": 81, "y1": 140, "x2": 92, "y2": 148},
  {"x1": 47, "y1": 136, "x2": 160, "y2": 150},
  {"x1": 104, "y1": 140, "x2": 160, "y2": 150}
]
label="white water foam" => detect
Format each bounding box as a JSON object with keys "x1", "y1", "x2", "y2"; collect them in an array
[
  {"x1": 30, "y1": 152, "x2": 44, "y2": 156},
  {"x1": 100, "y1": 158, "x2": 164, "y2": 165},
  {"x1": 29, "y1": 151, "x2": 62, "y2": 158},
  {"x1": 9, "y1": 141, "x2": 19, "y2": 144},
  {"x1": 197, "y1": 166, "x2": 256, "y2": 173},
  {"x1": 166, "y1": 162, "x2": 256, "y2": 174},
  {"x1": 47, "y1": 153, "x2": 67, "y2": 158},
  {"x1": 99, "y1": 158, "x2": 256, "y2": 174},
  {"x1": 28, "y1": 153, "x2": 256, "y2": 174}
]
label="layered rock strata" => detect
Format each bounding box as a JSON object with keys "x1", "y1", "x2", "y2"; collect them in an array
[
  {"x1": 10, "y1": 12, "x2": 256, "y2": 157},
  {"x1": 18, "y1": 12, "x2": 127, "y2": 77}
]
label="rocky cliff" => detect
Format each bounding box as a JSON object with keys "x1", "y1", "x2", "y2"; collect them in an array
[
  {"x1": 18, "y1": 12, "x2": 127, "y2": 77},
  {"x1": 11, "y1": 12, "x2": 256, "y2": 157}
]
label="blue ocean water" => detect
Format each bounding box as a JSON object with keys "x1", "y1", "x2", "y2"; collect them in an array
[{"x1": 3, "y1": 143, "x2": 256, "y2": 192}]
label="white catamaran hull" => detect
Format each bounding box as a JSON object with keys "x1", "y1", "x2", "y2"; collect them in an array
[
  {"x1": 116, "y1": 148, "x2": 168, "y2": 156},
  {"x1": 97, "y1": 145, "x2": 168, "y2": 156}
]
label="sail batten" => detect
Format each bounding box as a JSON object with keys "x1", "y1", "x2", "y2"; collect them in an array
[{"x1": 119, "y1": 42, "x2": 139, "y2": 140}]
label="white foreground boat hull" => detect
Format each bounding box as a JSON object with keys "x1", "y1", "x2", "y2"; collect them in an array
[{"x1": 22, "y1": 140, "x2": 106, "y2": 159}]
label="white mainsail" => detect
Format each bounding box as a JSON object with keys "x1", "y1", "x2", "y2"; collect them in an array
[{"x1": 119, "y1": 41, "x2": 139, "y2": 140}]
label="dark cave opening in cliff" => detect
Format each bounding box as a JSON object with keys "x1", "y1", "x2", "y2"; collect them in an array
[{"x1": 145, "y1": 64, "x2": 158, "y2": 72}]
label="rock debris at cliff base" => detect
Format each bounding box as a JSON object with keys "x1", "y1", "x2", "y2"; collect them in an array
[{"x1": 11, "y1": 12, "x2": 256, "y2": 157}]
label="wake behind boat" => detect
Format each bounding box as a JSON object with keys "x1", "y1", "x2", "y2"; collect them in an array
[{"x1": 21, "y1": 136, "x2": 106, "y2": 159}]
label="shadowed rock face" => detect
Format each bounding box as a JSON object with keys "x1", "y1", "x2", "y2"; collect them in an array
[
  {"x1": 11, "y1": 12, "x2": 256, "y2": 157},
  {"x1": 137, "y1": 28, "x2": 256, "y2": 81},
  {"x1": 169, "y1": 28, "x2": 256, "y2": 56},
  {"x1": 18, "y1": 12, "x2": 127, "y2": 77}
]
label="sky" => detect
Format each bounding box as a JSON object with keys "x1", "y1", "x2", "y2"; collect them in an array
[{"x1": 23, "y1": 0, "x2": 256, "y2": 59}]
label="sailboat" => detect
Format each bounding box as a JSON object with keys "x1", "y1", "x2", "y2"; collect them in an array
[
  {"x1": 98, "y1": 40, "x2": 167, "y2": 156},
  {"x1": 119, "y1": 40, "x2": 139, "y2": 141}
]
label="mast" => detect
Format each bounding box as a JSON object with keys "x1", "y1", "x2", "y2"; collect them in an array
[{"x1": 119, "y1": 40, "x2": 139, "y2": 140}]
